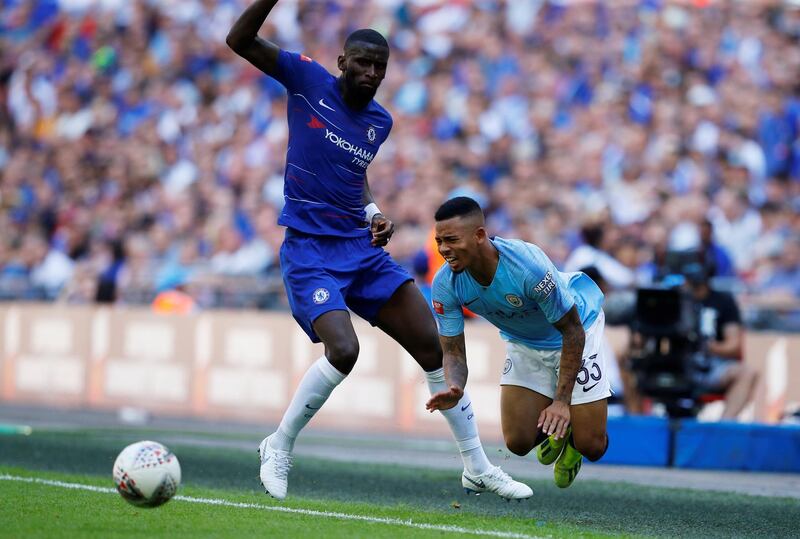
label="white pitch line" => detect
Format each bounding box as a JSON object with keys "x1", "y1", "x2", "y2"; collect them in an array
[{"x1": 0, "y1": 474, "x2": 542, "y2": 539}]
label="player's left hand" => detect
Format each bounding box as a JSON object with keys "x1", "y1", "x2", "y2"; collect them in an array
[
  {"x1": 370, "y1": 214, "x2": 394, "y2": 247},
  {"x1": 538, "y1": 400, "x2": 570, "y2": 440},
  {"x1": 425, "y1": 385, "x2": 464, "y2": 412}
]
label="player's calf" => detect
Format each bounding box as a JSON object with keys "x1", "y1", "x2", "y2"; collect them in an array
[
  {"x1": 572, "y1": 431, "x2": 608, "y2": 462},
  {"x1": 504, "y1": 430, "x2": 547, "y2": 457}
]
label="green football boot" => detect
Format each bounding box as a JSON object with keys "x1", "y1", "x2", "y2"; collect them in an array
[
  {"x1": 536, "y1": 426, "x2": 571, "y2": 466},
  {"x1": 553, "y1": 434, "x2": 583, "y2": 489}
]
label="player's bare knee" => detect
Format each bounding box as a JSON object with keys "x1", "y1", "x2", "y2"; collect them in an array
[
  {"x1": 505, "y1": 433, "x2": 535, "y2": 456},
  {"x1": 575, "y1": 433, "x2": 607, "y2": 462},
  {"x1": 326, "y1": 340, "x2": 359, "y2": 374},
  {"x1": 416, "y1": 347, "x2": 443, "y2": 372}
]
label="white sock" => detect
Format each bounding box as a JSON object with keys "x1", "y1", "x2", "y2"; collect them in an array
[
  {"x1": 270, "y1": 356, "x2": 346, "y2": 452},
  {"x1": 425, "y1": 367, "x2": 491, "y2": 476}
]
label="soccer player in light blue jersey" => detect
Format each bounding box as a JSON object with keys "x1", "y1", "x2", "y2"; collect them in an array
[
  {"x1": 426, "y1": 197, "x2": 611, "y2": 488},
  {"x1": 227, "y1": 1, "x2": 530, "y2": 502}
]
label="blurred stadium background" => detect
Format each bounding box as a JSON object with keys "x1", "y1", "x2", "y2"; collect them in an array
[{"x1": 1, "y1": 0, "x2": 800, "y2": 536}]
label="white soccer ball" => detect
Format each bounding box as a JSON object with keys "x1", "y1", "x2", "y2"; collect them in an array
[{"x1": 113, "y1": 440, "x2": 181, "y2": 508}]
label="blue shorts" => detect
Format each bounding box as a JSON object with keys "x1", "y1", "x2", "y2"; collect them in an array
[{"x1": 280, "y1": 228, "x2": 413, "y2": 342}]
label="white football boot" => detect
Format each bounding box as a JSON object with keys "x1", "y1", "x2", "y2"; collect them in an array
[
  {"x1": 462, "y1": 465, "x2": 533, "y2": 501},
  {"x1": 258, "y1": 434, "x2": 293, "y2": 500}
]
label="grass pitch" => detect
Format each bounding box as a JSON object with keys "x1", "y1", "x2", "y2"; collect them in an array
[{"x1": 0, "y1": 428, "x2": 797, "y2": 538}]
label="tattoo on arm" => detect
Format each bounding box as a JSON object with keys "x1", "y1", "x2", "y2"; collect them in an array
[
  {"x1": 440, "y1": 334, "x2": 468, "y2": 390},
  {"x1": 552, "y1": 306, "x2": 585, "y2": 404}
]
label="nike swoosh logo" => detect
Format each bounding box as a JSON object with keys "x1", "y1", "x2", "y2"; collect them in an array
[
  {"x1": 461, "y1": 402, "x2": 472, "y2": 412},
  {"x1": 463, "y1": 475, "x2": 485, "y2": 489},
  {"x1": 305, "y1": 404, "x2": 321, "y2": 410},
  {"x1": 464, "y1": 297, "x2": 479, "y2": 306},
  {"x1": 582, "y1": 382, "x2": 600, "y2": 392},
  {"x1": 318, "y1": 98, "x2": 335, "y2": 112}
]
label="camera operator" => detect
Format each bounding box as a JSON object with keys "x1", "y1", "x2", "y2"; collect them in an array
[{"x1": 683, "y1": 263, "x2": 758, "y2": 420}]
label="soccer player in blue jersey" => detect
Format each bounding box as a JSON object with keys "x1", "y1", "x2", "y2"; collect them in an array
[
  {"x1": 226, "y1": 1, "x2": 530, "y2": 501},
  {"x1": 426, "y1": 197, "x2": 610, "y2": 488}
]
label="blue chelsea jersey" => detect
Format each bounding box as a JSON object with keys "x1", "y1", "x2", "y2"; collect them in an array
[
  {"x1": 431, "y1": 237, "x2": 604, "y2": 349},
  {"x1": 272, "y1": 50, "x2": 393, "y2": 237}
]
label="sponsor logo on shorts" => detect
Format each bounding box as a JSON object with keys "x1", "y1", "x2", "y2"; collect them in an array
[
  {"x1": 533, "y1": 271, "x2": 556, "y2": 297},
  {"x1": 505, "y1": 294, "x2": 523, "y2": 307},
  {"x1": 582, "y1": 382, "x2": 600, "y2": 392},
  {"x1": 503, "y1": 358, "x2": 512, "y2": 374},
  {"x1": 433, "y1": 300, "x2": 444, "y2": 315},
  {"x1": 313, "y1": 288, "x2": 330, "y2": 304}
]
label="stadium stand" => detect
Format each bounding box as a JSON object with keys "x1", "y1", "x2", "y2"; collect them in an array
[{"x1": 2, "y1": 1, "x2": 799, "y2": 314}]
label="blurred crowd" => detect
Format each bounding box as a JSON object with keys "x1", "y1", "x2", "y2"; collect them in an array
[{"x1": 1, "y1": 0, "x2": 800, "y2": 316}]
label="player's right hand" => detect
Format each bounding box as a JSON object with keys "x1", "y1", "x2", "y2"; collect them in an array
[
  {"x1": 370, "y1": 214, "x2": 395, "y2": 247},
  {"x1": 425, "y1": 385, "x2": 464, "y2": 412},
  {"x1": 538, "y1": 400, "x2": 570, "y2": 440}
]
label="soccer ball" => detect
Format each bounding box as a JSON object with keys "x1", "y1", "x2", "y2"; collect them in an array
[{"x1": 113, "y1": 440, "x2": 181, "y2": 508}]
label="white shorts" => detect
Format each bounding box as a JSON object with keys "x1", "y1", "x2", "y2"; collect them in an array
[{"x1": 500, "y1": 311, "x2": 611, "y2": 406}]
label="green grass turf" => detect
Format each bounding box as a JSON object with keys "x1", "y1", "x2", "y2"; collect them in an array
[
  {"x1": 1, "y1": 471, "x2": 560, "y2": 539},
  {"x1": 1, "y1": 429, "x2": 797, "y2": 538}
]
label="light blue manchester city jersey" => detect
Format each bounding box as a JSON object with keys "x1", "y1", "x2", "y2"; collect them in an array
[{"x1": 431, "y1": 237, "x2": 604, "y2": 350}]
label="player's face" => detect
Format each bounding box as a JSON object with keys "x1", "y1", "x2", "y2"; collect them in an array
[
  {"x1": 435, "y1": 217, "x2": 481, "y2": 273},
  {"x1": 338, "y1": 43, "x2": 389, "y2": 101}
]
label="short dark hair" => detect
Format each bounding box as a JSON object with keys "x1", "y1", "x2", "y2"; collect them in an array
[
  {"x1": 344, "y1": 29, "x2": 389, "y2": 51},
  {"x1": 435, "y1": 196, "x2": 483, "y2": 221}
]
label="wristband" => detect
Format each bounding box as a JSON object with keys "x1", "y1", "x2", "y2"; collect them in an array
[{"x1": 364, "y1": 202, "x2": 382, "y2": 222}]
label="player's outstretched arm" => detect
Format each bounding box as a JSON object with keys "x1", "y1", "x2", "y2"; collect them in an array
[
  {"x1": 426, "y1": 334, "x2": 467, "y2": 412},
  {"x1": 226, "y1": 0, "x2": 281, "y2": 77},
  {"x1": 539, "y1": 306, "x2": 585, "y2": 440}
]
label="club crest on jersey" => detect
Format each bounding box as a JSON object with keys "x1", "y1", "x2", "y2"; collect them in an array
[
  {"x1": 313, "y1": 288, "x2": 330, "y2": 304},
  {"x1": 367, "y1": 126, "x2": 376, "y2": 143},
  {"x1": 505, "y1": 294, "x2": 523, "y2": 308}
]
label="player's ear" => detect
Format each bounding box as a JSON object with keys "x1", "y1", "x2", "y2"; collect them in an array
[
  {"x1": 475, "y1": 226, "x2": 487, "y2": 244},
  {"x1": 337, "y1": 54, "x2": 346, "y2": 72}
]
